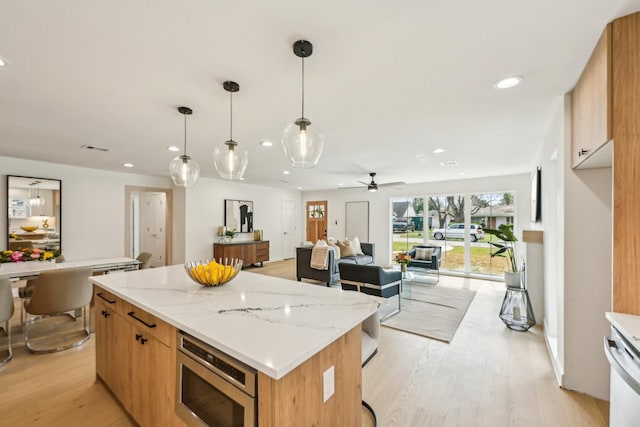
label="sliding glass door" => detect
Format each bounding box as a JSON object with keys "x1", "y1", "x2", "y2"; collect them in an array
[{"x1": 392, "y1": 192, "x2": 516, "y2": 278}]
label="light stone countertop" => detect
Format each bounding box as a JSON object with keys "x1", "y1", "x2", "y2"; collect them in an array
[{"x1": 89, "y1": 264, "x2": 381, "y2": 379}]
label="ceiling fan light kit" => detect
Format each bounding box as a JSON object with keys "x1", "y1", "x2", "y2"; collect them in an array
[
  {"x1": 213, "y1": 81, "x2": 249, "y2": 180},
  {"x1": 169, "y1": 106, "x2": 200, "y2": 187},
  {"x1": 282, "y1": 40, "x2": 324, "y2": 168}
]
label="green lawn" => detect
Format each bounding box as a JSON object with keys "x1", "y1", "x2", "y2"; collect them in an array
[{"x1": 392, "y1": 242, "x2": 507, "y2": 276}]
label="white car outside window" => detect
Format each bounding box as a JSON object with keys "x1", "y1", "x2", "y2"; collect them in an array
[{"x1": 432, "y1": 224, "x2": 484, "y2": 241}]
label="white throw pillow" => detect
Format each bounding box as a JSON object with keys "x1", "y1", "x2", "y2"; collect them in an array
[
  {"x1": 350, "y1": 236, "x2": 365, "y2": 255},
  {"x1": 326, "y1": 240, "x2": 341, "y2": 259},
  {"x1": 415, "y1": 248, "x2": 434, "y2": 260}
]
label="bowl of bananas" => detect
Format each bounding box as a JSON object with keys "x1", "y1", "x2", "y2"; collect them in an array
[{"x1": 185, "y1": 258, "x2": 243, "y2": 287}]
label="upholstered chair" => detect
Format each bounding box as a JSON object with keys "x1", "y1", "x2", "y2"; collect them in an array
[
  {"x1": 136, "y1": 252, "x2": 152, "y2": 269},
  {"x1": 0, "y1": 276, "x2": 14, "y2": 366},
  {"x1": 23, "y1": 267, "x2": 93, "y2": 353}
]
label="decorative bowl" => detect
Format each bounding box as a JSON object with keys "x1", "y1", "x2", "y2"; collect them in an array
[
  {"x1": 21, "y1": 226, "x2": 38, "y2": 232},
  {"x1": 185, "y1": 258, "x2": 243, "y2": 287}
]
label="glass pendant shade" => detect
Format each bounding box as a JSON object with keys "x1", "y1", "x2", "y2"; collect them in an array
[
  {"x1": 283, "y1": 40, "x2": 323, "y2": 168},
  {"x1": 213, "y1": 141, "x2": 248, "y2": 180},
  {"x1": 214, "y1": 81, "x2": 248, "y2": 180},
  {"x1": 282, "y1": 117, "x2": 324, "y2": 168},
  {"x1": 169, "y1": 155, "x2": 200, "y2": 187},
  {"x1": 169, "y1": 106, "x2": 199, "y2": 187}
]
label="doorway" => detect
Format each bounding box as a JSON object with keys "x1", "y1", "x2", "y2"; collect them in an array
[
  {"x1": 281, "y1": 199, "x2": 297, "y2": 259},
  {"x1": 125, "y1": 186, "x2": 173, "y2": 267},
  {"x1": 305, "y1": 200, "x2": 327, "y2": 243}
]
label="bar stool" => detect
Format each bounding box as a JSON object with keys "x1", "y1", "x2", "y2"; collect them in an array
[{"x1": 0, "y1": 276, "x2": 15, "y2": 366}]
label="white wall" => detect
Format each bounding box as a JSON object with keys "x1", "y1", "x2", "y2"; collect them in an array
[
  {"x1": 0, "y1": 156, "x2": 183, "y2": 261},
  {"x1": 535, "y1": 95, "x2": 613, "y2": 400},
  {"x1": 184, "y1": 177, "x2": 302, "y2": 263},
  {"x1": 302, "y1": 174, "x2": 531, "y2": 267},
  {"x1": 1, "y1": 156, "x2": 301, "y2": 266}
]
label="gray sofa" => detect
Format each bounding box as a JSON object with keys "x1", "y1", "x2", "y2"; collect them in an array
[{"x1": 296, "y1": 242, "x2": 375, "y2": 286}]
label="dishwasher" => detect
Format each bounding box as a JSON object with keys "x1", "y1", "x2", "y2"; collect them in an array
[{"x1": 604, "y1": 326, "x2": 640, "y2": 427}]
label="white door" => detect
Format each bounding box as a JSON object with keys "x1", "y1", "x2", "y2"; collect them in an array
[
  {"x1": 140, "y1": 192, "x2": 166, "y2": 267},
  {"x1": 281, "y1": 199, "x2": 297, "y2": 259}
]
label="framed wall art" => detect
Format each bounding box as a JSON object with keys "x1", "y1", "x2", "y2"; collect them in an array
[{"x1": 225, "y1": 199, "x2": 254, "y2": 233}]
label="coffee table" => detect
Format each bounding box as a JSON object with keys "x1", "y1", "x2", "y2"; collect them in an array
[{"x1": 401, "y1": 268, "x2": 439, "y2": 299}]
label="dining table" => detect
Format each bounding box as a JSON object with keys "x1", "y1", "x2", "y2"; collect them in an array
[{"x1": 0, "y1": 257, "x2": 141, "y2": 281}]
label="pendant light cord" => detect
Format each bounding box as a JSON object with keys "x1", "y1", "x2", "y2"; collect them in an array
[
  {"x1": 229, "y1": 90, "x2": 233, "y2": 141},
  {"x1": 301, "y1": 56, "x2": 305, "y2": 118},
  {"x1": 183, "y1": 113, "x2": 188, "y2": 156}
]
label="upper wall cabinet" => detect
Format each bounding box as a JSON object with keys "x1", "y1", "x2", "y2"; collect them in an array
[{"x1": 571, "y1": 24, "x2": 612, "y2": 169}]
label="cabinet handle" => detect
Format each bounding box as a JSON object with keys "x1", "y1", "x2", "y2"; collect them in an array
[
  {"x1": 578, "y1": 148, "x2": 589, "y2": 157},
  {"x1": 140, "y1": 338, "x2": 148, "y2": 345},
  {"x1": 101, "y1": 310, "x2": 111, "y2": 318},
  {"x1": 135, "y1": 333, "x2": 142, "y2": 341},
  {"x1": 127, "y1": 311, "x2": 157, "y2": 329},
  {"x1": 96, "y1": 293, "x2": 116, "y2": 304}
]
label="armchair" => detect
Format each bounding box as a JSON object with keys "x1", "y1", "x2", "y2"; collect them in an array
[{"x1": 407, "y1": 245, "x2": 442, "y2": 280}]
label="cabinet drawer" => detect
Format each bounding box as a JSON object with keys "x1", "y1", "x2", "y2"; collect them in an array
[
  {"x1": 120, "y1": 300, "x2": 171, "y2": 347},
  {"x1": 94, "y1": 286, "x2": 124, "y2": 314}
]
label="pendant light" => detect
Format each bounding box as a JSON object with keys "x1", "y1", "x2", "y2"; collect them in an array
[
  {"x1": 213, "y1": 81, "x2": 248, "y2": 180},
  {"x1": 169, "y1": 106, "x2": 200, "y2": 187},
  {"x1": 282, "y1": 40, "x2": 324, "y2": 168}
]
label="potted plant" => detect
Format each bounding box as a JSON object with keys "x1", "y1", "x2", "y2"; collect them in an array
[{"x1": 483, "y1": 224, "x2": 524, "y2": 288}]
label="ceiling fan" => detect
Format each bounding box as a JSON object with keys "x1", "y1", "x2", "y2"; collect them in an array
[{"x1": 342, "y1": 172, "x2": 405, "y2": 192}]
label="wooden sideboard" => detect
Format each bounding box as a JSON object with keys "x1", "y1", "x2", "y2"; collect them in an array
[{"x1": 213, "y1": 240, "x2": 269, "y2": 267}]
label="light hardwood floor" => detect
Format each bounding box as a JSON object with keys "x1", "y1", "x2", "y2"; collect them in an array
[{"x1": 0, "y1": 261, "x2": 608, "y2": 426}]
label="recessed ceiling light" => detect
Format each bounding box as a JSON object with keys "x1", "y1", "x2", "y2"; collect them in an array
[
  {"x1": 0, "y1": 58, "x2": 6, "y2": 67},
  {"x1": 432, "y1": 148, "x2": 445, "y2": 154},
  {"x1": 167, "y1": 146, "x2": 180, "y2": 152},
  {"x1": 282, "y1": 170, "x2": 290, "y2": 175},
  {"x1": 123, "y1": 163, "x2": 134, "y2": 168},
  {"x1": 458, "y1": 172, "x2": 465, "y2": 176},
  {"x1": 495, "y1": 76, "x2": 523, "y2": 89},
  {"x1": 338, "y1": 183, "x2": 344, "y2": 186},
  {"x1": 440, "y1": 160, "x2": 459, "y2": 167},
  {"x1": 296, "y1": 186, "x2": 302, "y2": 190},
  {"x1": 260, "y1": 141, "x2": 273, "y2": 147}
]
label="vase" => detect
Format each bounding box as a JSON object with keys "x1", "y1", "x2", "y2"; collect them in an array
[
  {"x1": 401, "y1": 264, "x2": 407, "y2": 273},
  {"x1": 504, "y1": 271, "x2": 524, "y2": 288}
]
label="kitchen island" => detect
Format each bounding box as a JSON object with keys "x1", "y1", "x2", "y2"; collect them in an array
[{"x1": 90, "y1": 264, "x2": 381, "y2": 426}]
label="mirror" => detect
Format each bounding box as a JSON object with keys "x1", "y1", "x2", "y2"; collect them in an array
[{"x1": 7, "y1": 175, "x2": 62, "y2": 251}]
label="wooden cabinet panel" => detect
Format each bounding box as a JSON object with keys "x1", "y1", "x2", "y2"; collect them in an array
[
  {"x1": 612, "y1": 12, "x2": 640, "y2": 314},
  {"x1": 94, "y1": 285, "x2": 178, "y2": 426},
  {"x1": 258, "y1": 325, "x2": 362, "y2": 427},
  {"x1": 213, "y1": 241, "x2": 270, "y2": 267},
  {"x1": 128, "y1": 323, "x2": 174, "y2": 427},
  {"x1": 95, "y1": 300, "x2": 131, "y2": 405},
  {"x1": 571, "y1": 24, "x2": 612, "y2": 168}
]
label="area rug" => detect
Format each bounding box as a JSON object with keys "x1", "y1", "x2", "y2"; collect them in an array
[{"x1": 382, "y1": 285, "x2": 476, "y2": 342}]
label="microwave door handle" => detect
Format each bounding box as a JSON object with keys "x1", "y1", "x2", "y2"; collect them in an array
[{"x1": 604, "y1": 336, "x2": 640, "y2": 395}]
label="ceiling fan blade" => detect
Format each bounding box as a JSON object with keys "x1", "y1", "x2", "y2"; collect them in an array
[
  {"x1": 338, "y1": 185, "x2": 364, "y2": 190},
  {"x1": 356, "y1": 181, "x2": 369, "y2": 185},
  {"x1": 378, "y1": 181, "x2": 406, "y2": 187}
]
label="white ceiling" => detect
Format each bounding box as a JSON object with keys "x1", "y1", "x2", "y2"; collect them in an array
[{"x1": 1, "y1": 1, "x2": 638, "y2": 191}]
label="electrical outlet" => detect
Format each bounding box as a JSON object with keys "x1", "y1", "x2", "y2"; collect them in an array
[{"x1": 323, "y1": 365, "x2": 335, "y2": 402}]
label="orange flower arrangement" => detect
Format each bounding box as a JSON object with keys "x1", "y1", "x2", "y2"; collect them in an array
[{"x1": 395, "y1": 251, "x2": 411, "y2": 265}]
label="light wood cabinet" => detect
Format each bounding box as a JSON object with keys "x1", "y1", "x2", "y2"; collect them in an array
[
  {"x1": 612, "y1": 12, "x2": 640, "y2": 314},
  {"x1": 94, "y1": 285, "x2": 177, "y2": 427},
  {"x1": 571, "y1": 24, "x2": 612, "y2": 168},
  {"x1": 213, "y1": 240, "x2": 269, "y2": 267}
]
